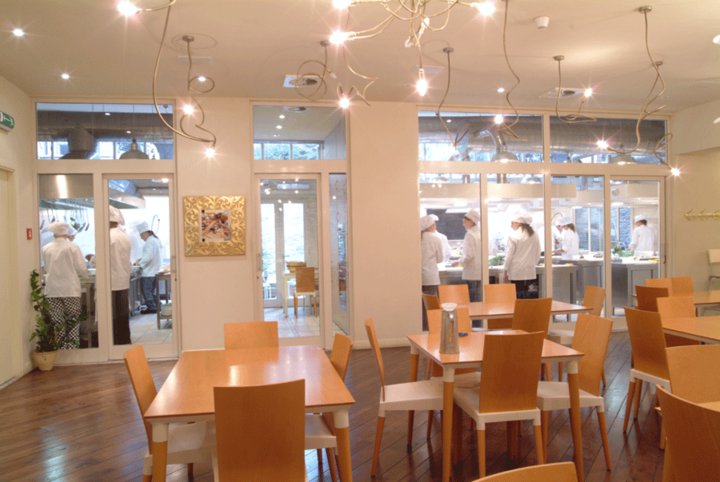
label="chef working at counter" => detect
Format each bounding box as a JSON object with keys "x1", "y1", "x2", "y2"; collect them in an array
[
  {"x1": 41, "y1": 222, "x2": 89, "y2": 349},
  {"x1": 109, "y1": 206, "x2": 132, "y2": 345},
  {"x1": 553, "y1": 216, "x2": 579, "y2": 261},
  {"x1": 629, "y1": 214, "x2": 656, "y2": 254},
  {"x1": 454, "y1": 209, "x2": 482, "y2": 301},
  {"x1": 135, "y1": 221, "x2": 162, "y2": 315},
  {"x1": 504, "y1": 213, "x2": 542, "y2": 299},
  {"x1": 420, "y1": 214, "x2": 445, "y2": 330},
  {"x1": 430, "y1": 214, "x2": 453, "y2": 262}
]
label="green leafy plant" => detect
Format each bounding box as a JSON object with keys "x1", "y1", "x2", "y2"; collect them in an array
[{"x1": 29, "y1": 270, "x2": 61, "y2": 352}]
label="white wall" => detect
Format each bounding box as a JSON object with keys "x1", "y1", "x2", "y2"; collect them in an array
[
  {"x1": 349, "y1": 102, "x2": 421, "y2": 347},
  {"x1": 672, "y1": 99, "x2": 720, "y2": 155},
  {"x1": 0, "y1": 75, "x2": 37, "y2": 378}
]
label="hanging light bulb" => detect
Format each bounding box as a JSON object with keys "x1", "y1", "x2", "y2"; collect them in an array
[
  {"x1": 416, "y1": 68, "x2": 428, "y2": 97},
  {"x1": 338, "y1": 95, "x2": 351, "y2": 109},
  {"x1": 329, "y1": 30, "x2": 352, "y2": 45},
  {"x1": 670, "y1": 167, "x2": 681, "y2": 177},
  {"x1": 471, "y1": 0, "x2": 496, "y2": 16},
  {"x1": 493, "y1": 114, "x2": 504, "y2": 125},
  {"x1": 182, "y1": 104, "x2": 195, "y2": 116},
  {"x1": 204, "y1": 146, "x2": 216, "y2": 159},
  {"x1": 117, "y1": 1, "x2": 140, "y2": 16},
  {"x1": 583, "y1": 87, "x2": 593, "y2": 98},
  {"x1": 332, "y1": 0, "x2": 352, "y2": 9},
  {"x1": 596, "y1": 139, "x2": 609, "y2": 150}
]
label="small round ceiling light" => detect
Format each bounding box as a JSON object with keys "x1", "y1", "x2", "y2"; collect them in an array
[
  {"x1": 496, "y1": 87, "x2": 505, "y2": 94},
  {"x1": 60, "y1": 73, "x2": 70, "y2": 80},
  {"x1": 275, "y1": 124, "x2": 283, "y2": 130},
  {"x1": 12, "y1": 28, "x2": 25, "y2": 37},
  {"x1": 713, "y1": 34, "x2": 720, "y2": 45}
]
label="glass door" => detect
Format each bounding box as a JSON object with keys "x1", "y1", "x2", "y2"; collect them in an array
[
  {"x1": 329, "y1": 174, "x2": 350, "y2": 335},
  {"x1": 258, "y1": 176, "x2": 321, "y2": 341},
  {"x1": 107, "y1": 176, "x2": 178, "y2": 359}
]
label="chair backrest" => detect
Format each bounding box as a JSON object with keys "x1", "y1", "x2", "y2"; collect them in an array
[
  {"x1": 364, "y1": 318, "x2": 387, "y2": 399},
  {"x1": 656, "y1": 296, "x2": 696, "y2": 320},
  {"x1": 295, "y1": 266, "x2": 315, "y2": 293},
  {"x1": 583, "y1": 285, "x2": 605, "y2": 316},
  {"x1": 123, "y1": 345, "x2": 157, "y2": 448},
  {"x1": 484, "y1": 283, "x2": 517, "y2": 303},
  {"x1": 670, "y1": 276, "x2": 694, "y2": 295},
  {"x1": 709, "y1": 249, "x2": 720, "y2": 265},
  {"x1": 224, "y1": 321, "x2": 279, "y2": 350},
  {"x1": 656, "y1": 386, "x2": 720, "y2": 482},
  {"x1": 635, "y1": 285, "x2": 669, "y2": 312},
  {"x1": 572, "y1": 314, "x2": 613, "y2": 396},
  {"x1": 666, "y1": 344, "x2": 720, "y2": 403},
  {"x1": 422, "y1": 293, "x2": 440, "y2": 311},
  {"x1": 426, "y1": 307, "x2": 473, "y2": 334},
  {"x1": 214, "y1": 380, "x2": 305, "y2": 481},
  {"x1": 329, "y1": 333, "x2": 353, "y2": 380},
  {"x1": 438, "y1": 284, "x2": 471, "y2": 305},
  {"x1": 511, "y1": 298, "x2": 552, "y2": 336},
  {"x1": 478, "y1": 331, "x2": 545, "y2": 413},
  {"x1": 624, "y1": 307, "x2": 669, "y2": 380},
  {"x1": 474, "y1": 461, "x2": 577, "y2": 482},
  {"x1": 645, "y1": 277, "x2": 673, "y2": 295}
]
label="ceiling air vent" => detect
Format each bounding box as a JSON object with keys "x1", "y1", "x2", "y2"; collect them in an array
[
  {"x1": 540, "y1": 87, "x2": 583, "y2": 99},
  {"x1": 283, "y1": 74, "x2": 320, "y2": 88}
]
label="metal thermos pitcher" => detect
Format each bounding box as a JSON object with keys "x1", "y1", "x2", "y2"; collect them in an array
[{"x1": 440, "y1": 302, "x2": 459, "y2": 354}]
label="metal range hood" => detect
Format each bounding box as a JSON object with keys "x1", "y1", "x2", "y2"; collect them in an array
[{"x1": 38, "y1": 174, "x2": 145, "y2": 209}]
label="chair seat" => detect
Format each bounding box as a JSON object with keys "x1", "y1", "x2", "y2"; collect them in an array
[
  {"x1": 143, "y1": 421, "x2": 214, "y2": 473},
  {"x1": 547, "y1": 328, "x2": 574, "y2": 346},
  {"x1": 304, "y1": 414, "x2": 336, "y2": 449},
  {"x1": 536, "y1": 381, "x2": 604, "y2": 411},
  {"x1": 630, "y1": 368, "x2": 670, "y2": 389},
  {"x1": 454, "y1": 385, "x2": 541, "y2": 429},
  {"x1": 379, "y1": 379, "x2": 444, "y2": 413}
]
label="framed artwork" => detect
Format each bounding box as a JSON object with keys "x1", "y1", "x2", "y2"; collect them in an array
[{"x1": 183, "y1": 195, "x2": 246, "y2": 256}]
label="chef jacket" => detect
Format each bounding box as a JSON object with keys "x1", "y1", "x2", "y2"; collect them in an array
[
  {"x1": 139, "y1": 235, "x2": 163, "y2": 278},
  {"x1": 505, "y1": 229, "x2": 541, "y2": 281},
  {"x1": 460, "y1": 227, "x2": 482, "y2": 281},
  {"x1": 559, "y1": 229, "x2": 579, "y2": 261},
  {"x1": 110, "y1": 227, "x2": 132, "y2": 291},
  {"x1": 41, "y1": 237, "x2": 88, "y2": 298},
  {"x1": 421, "y1": 231, "x2": 445, "y2": 286},
  {"x1": 630, "y1": 224, "x2": 655, "y2": 253}
]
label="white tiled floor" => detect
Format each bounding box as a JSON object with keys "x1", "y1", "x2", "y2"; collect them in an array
[{"x1": 130, "y1": 312, "x2": 173, "y2": 344}]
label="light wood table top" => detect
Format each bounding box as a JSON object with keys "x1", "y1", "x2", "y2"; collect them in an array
[
  {"x1": 662, "y1": 316, "x2": 720, "y2": 344},
  {"x1": 468, "y1": 300, "x2": 591, "y2": 320},
  {"x1": 699, "y1": 401, "x2": 720, "y2": 412},
  {"x1": 693, "y1": 290, "x2": 720, "y2": 306},
  {"x1": 146, "y1": 346, "x2": 355, "y2": 421}
]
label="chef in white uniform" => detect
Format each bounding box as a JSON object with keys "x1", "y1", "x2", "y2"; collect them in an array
[
  {"x1": 430, "y1": 214, "x2": 453, "y2": 262},
  {"x1": 458, "y1": 209, "x2": 482, "y2": 301},
  {"x1": 629, "y1": 214, "x2": 656, "y2": 254},
  {"x1": 420, "y1": 214, "x2": 445, "y2": 330},
  {"x1": 109, "y1": 206, "x2": 132, "y2": 345},
  {"x1": 555, "y1": 216, "x2": 579, "y2": 261},
  {"x1": 41, "y1": 222, "x2": 88, "y2": 349},
  {"x1": 136, "y1": 221, "x2": 163, "y2": 314},
  {"x1": 504, "y1": 213, "x2": 542, "y2": 299}
]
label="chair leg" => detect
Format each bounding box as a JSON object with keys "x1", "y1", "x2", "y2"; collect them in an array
[
  {"x1": 533, "y1": 423, "x2": 545, "y2": 464},
  {"x1": 633, "y1": 381, "x2": 643, "y2": 420},
  {"x1": 407, "y1": 410, "x2": 414, "y2": 451},
  {"x1": 659, "y1": 416, "x2": 666, "y2": 450},
  {"x1": 477, "y1": 428, "x2": 487, "y2": 478},
  {"x1": 558, "y1": 363, "x2": 564, "y2": 381},
  {"x1": 543, "y1": 363, "x2": 552, "y2": 381},
  {"x1": 187, "y1": 463, "x2": 193, "y2": 478},
  {"x1": 452, "y1": 405, "x2": 462, "y2": 465},
  {"x1": 541, "y1": 410, "x2": 549, "y2": 455},
  {"x1": 294, "y1": 295, "x2": 298, "y2": 317},
  {"x1": 623, "y1": 379, "x2": 637, "y2": 433},
  {"x1": 601, "y1": 368, "x2": 607, "y2": 389},
  {"x1": 326, "y1": 448, "x2": 339, "y2": 482},
  {"x1": 316, "y1": 448, "x2": 323, "y2": 471},
  {"x1": 371, "y1": 416, "x2": 385, "y2": 477},
  {"x1": 426, "y1": 410, "x2": 434, "y2": 439},
  {"x1": 597, "y1": 410, "x2": 612, "y2": 470}
]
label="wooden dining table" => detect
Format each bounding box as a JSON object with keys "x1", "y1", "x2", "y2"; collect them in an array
[
  {"x1": 693, "y1": 290, "x2": 720, "y2": 307},
  {"x1": 468, "y1": 300, "x2": 592, "y2": 326},
  {"x1": 144, "y1": 346, "x2": 356, "y2": 481},
  {"x1": 407, "y1": 331, "x2": 585, "y2": 482},
  {"x1": 662, "y1": 316, "x2": 720, "y2": 344}
]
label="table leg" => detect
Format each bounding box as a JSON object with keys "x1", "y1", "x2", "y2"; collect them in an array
[
  {"x1": 151, "y1": 422, "x2": 169, "y2": 481},
  {"x1": 442, "y1": 367, "x2": 455, "y2": 482},
  {"x1": 333, "y1": 409, "x2": 353, "y2": 482},
  {"x1": 566, "y1": 361, "x2": 584, "y2": 482},
  {"x1": 282, "y1": 275, "x2": 288, "y2": 316},
  {"x1": 408, "y1": 347, "x2": 420, "y2": 449}
]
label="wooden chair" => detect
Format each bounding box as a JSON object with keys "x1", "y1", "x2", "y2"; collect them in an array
[
  {"x1": 708, "y1": 249, "x2": 720, "y2": 289},
  {"x1": 670, "y1": 276, "x2": 694, "y2": 295},
  {"x1": 473, "y1": 461, "x2": 577, "y2": 482},
  {"x1": 422, "y1": 293, "x2": 440, "y2": 312},
  {"x1": 223, "y1": 321, "x2": 278, "y2": 349},
  {"x1": 622, "y1": 307, "x2": 671, "y2": 447},
  {"x1": 635, "y1": 285, "x2": 669, "y2": 312},
  {"x1": 365, "y1": 318, "x2": 444, "y2": 477},
  {"x1": 645, "y1": 277, "x2": 674, "y2": 295},
  {"x1": 123, "y1": 346, "x2": 213, "y2": 482},
  {"x1": 438, "y1": 283, "x2": 471, "y2": 305},
  {"x1": 453, "y1": 331, "x2": 546, "y2": 478},
  {"x1": 656, "y1": 296, "x2": 699, "y2": 347},
  {"x1": 656, "y1": 386, "x2": 720, "y2": 482},
  {"x1": 536, "y1": 314, "x2": 613, "y2": 470},
  {"x1": 294, "y1": 266, "x2": 318, "y2": 317},
  {"x1": 666, "y1": 344, "x2": 720, "y2": 403},
  {"x1": 511, "y1": 298, "x2": 552, "y2": 335},
  {"x1": 483, "y1": 283, "x2": 516, "y2": 330},
  {"x1": 307, "y1": 333, "x2": 353, "y2": 482},
  {"x1": 213, "y1": 380, "x2": 305, "y2": 481}
]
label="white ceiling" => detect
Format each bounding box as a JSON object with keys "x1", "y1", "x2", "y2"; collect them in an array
[{"x1": 1, "y1": 0, "x2": 719, "y2": 114}]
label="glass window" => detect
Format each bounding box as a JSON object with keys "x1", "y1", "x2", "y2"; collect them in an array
[
  {"x1": 550, "y1": 117, "x2": 667, "y2": 164},
  {"x1": 253, "y1": 105, "x2": 346, "y2": 160},
  {"x1": 418, "y1": 111, "x2": 543, "y2": 162},
  {"x1": 36, "y1": 103, "x2": 174, "y2": 160}
]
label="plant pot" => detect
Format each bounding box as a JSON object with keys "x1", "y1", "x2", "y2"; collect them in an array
[{"x1": 32, "y1": 351, "x2": 58, "y2": 371}]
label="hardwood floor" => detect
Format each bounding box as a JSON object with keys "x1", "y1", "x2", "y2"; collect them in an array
[{"x1": 0, "y1": 332, "x2": 666, "y2": 481}]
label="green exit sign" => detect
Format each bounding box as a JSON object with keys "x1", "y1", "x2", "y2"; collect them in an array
[{"x1": 0, "y1": 111, "x2": 15, "y2": 131}]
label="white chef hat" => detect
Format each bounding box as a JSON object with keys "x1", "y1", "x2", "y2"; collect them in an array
[
  {"x1": 109, "y1": 206, "x2": 125, "y2": 225},
  {"x1": 136, "y1": 221, "x2": 150, "y2": 234},
  {"x1": 559, "y1": 216, "x2": 573, "y2": 226},
  {"x1": 430, "y1": 214, "x2": 439, "y2": 222},
  {"x1": 420, "y1": 214, "x2": 436, "y2": 231},
  {"x1": 634, "y1": 214, "x2": 647, "y2": 223},
  {"x1": 47, "y1": 222, "x2": 69, "y2": 237},
  {"x1": 464, "y1": 209, "x2": 481, "y2": 225},
  {"x1": 512, "y1": 213, "x2": 533, "y2": 225},
  {"x1": 67, "y1": 225, "x2": 77, "y2": 236}
]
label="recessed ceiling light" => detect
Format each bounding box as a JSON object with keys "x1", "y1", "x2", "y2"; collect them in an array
[
  {"x1": 197, "y1": 75, "x2": 207, "y2": 82},
  {"x1": 60, "y1": 73, "x2": 70, "y2": 80},
  {"x1": 117, "y1": 1, "x2": 140, "y2": 16},
  {"x1": 12, "y1": 28, "x2": 25, "y2": 37},
  {"x1": 105, "y1": 112, "x2": 111, "y2": 116},
  {"x1": 275, "y1": 125, "x2": 283, "y2": 130},
  {"x1": 278, "y1": 114, "x2": 286, "y2": 119},
  {"x1": 713, "y1": 34, "x2": 720, "y2": 45},
  {"x1": 446, "y1": 119, "x2": 453, "y2": 123},
  {"x1": 496, "y1": 87, "x2": 505, "y2": 94},
  {"x1": 126, "y1": 130, "x2": 132, "y2": 134}
]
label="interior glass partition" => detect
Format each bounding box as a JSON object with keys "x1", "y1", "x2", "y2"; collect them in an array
[
  {"x1": 550, "y1": 175, "x2": 605, "y2": 308},
  {"x1": 330, "y1": 174, "x2": 349, "y2": 335}
]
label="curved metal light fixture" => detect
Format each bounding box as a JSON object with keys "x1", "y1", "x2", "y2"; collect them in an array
[{"x1": 553, "y1": 55, "x2": 595, "y2": 124}]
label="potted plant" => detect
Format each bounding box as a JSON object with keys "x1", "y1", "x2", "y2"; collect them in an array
[{"x1": 29, "y1": 270, "x2": 61, "y2": 371}]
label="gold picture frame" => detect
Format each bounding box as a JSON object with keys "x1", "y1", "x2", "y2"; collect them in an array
[{"x1": 183, "y1": 195, "x2": 246, "y2": 256}]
